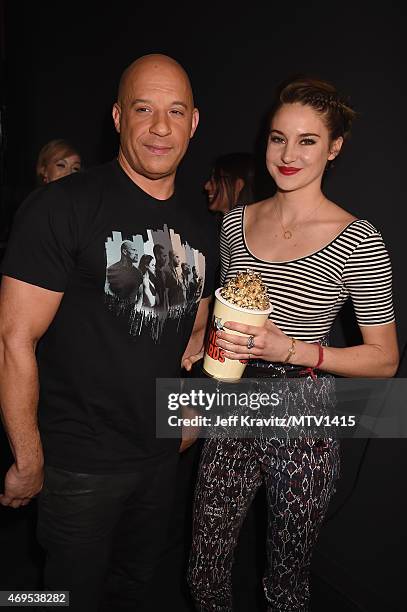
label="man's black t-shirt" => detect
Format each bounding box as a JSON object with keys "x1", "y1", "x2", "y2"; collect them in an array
[{"x1": 1, "y1": 160, "x2": 218, "y2": 472}]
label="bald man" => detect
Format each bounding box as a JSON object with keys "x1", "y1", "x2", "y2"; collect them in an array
[
  {"x1": 0, "y1": 55, "x2": 218, "y2": 611},
  {"x1": 106, "y1": 240, "x2": 143, "y2": 300}
]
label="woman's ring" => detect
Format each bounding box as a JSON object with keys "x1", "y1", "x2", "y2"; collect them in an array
[{"x1": 247, "y1": 335, "x2": 255, "y2": 350}]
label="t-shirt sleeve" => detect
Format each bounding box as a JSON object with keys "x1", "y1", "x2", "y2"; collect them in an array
[
  {"x1": 219, "y1": 216, "x2": 231, "y2": 286},
  {"x1": 342, "y1": 230, "x2": 395, "y2": 326},
  {"x1": 201, "y1": 215, "x2": 220, "y2": 299},
  {"x1": 0, "y1": 183, "x2": 79, "y2": 292}
]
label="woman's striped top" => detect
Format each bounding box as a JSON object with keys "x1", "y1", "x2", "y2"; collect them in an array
[{"x1": 220, "y1": 205, "x2": 395, "y2": 342}]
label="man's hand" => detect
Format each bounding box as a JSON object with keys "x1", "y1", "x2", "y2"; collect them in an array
[
  {"x1": 179, "y1": 297, "x2": 211, "y2": 450},
  {"x1": 179, "y1": 405, "x2": 201, "y2": 453},
  {"x1": 0, "y1": 462, "x2": 43, "y2": 508},
  {"x1": 180, "y1": 296, "x2": 211, "y2": 371},
  {"x1": 181, "y1": 347, "x2": 204, "y2": 372},
  {"x1": 0, "y1": 277, "x2": 61, "y2": 509}
]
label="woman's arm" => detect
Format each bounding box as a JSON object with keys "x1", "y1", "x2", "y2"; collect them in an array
[
  {"x1": 143, "y1": 272, "x2": 155, "y2": 307},
  {"x1": 216, "y1": 319, "x2": 399, "y2": 378},
  {"x1": 293, "y1": 322, "x2": 399, "y2": 377}
]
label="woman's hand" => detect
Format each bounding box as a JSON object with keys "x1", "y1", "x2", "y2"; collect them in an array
[{"x1": 216, "y1": 319, "x2": 289, "y2": 362}]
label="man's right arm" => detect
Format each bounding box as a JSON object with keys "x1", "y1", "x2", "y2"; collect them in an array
[{"x1": 0, "y1": 276, "x2": 63, "y2": 508}]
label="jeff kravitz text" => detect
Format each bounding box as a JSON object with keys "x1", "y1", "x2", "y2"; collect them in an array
[{"x1": 168, "y1": 414, "x2": 356, "y2": 428}]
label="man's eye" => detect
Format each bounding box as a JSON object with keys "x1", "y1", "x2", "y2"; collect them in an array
[
  {"x1": 135, "y1": 107, "x2": 150, "y2": 113},
  {"x1": 170, "y1": 109, "x2": 184, "y2": 116},
  {"x1": 72, "y1": 167, "x2": 81, "y2": 173},
  {"x1": 56, "y1": 162, "x2": 66, "y2": 168}
]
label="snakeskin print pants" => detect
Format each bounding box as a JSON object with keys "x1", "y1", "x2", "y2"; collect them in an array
[{"x1": 187, "y1": 370, "x2": 340, "y2": 611}]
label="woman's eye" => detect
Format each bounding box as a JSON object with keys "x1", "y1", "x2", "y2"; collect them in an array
[
  {"x1": 301, "y1": 138, "x2": 316, "y2": 145},
  {"x1": 56, "y1": 162, "x2": 66, "y2": 168},
  {"x1": 269, "y1": 135, "x2": 284, "y2": 144}
]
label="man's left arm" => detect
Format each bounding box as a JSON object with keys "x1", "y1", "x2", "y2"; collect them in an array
[
  {"x1": 181, "y1": 296, "x2": 211, "y2": 371},
  {"x1": 179, "y1": 296, "x2": 211, "y2": 452}
]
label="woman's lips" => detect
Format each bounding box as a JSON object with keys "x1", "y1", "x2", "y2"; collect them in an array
[{"x1": 278, "y1": 166, "x2": 302, "y2": 176}]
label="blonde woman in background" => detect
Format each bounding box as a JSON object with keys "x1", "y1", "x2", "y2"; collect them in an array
[{"x1": 36, "y1": 139, "x2": 81, "y2": 184}]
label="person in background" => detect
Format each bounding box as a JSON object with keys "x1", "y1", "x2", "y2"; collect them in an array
[
  {"x1": 136, "y1": 254, "x2": 158, "y2": 308},
  {"x1": 0, "y1": 140, "x2": 81, "y2": 254},
  {"x1": 153, "y1": 243, "x2": 168, "y2": 308},
  {"x1": 204, "y1": 152, "x2": 257, "y2": 291},
  {"x1": 36, "y1": 138, "x2": 81, "y2": 184},
  {"x1": 204, "y1": 151, "x2": 255, "y2": 214},
  {"x1": 180, "y1": 261, "x2": 191, "y2": 300},
  {"x1": 188, "y1": 76, "x2": 399, "y2": 611},
  {"x1": 165, "y1": 249, "x2": 184, "y2": 306},
  {"x1": 106, "y1": 240, "x2": 142, "y2": 303}
]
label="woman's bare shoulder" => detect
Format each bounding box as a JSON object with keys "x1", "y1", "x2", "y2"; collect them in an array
[
  {"x1": 245, "y1": 198, "x2": 273, "y2": 219},
  {"x1": 325, "y1": 199, "x2": 358, "y2": 224},
  {"x1": 244, "y1": 200, "x2": 267, "y2": 232}
]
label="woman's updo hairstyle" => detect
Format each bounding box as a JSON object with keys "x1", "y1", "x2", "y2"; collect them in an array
[{"x1": 269, "y1": 76, "x2": 357, "y2": 143}]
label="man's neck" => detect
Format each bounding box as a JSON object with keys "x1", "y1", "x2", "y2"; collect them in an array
[
  {"x1": 117, "y1": 153, "x2": 175, "y2": 200},
  {"x1": 121, "y1": 257, "x2": 133, "y2": 267}
]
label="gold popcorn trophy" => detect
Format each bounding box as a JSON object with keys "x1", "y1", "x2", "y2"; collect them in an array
[{"x1": 203, "y1": 270, "x2": 273, "y2": 381}]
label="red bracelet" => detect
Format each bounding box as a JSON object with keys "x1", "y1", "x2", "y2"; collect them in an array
[
  {"x1": 299, "y1": 343, "x2": 324, "y2": 380},
  {"x1": 314, "y1": 343, "x2": 324, "y2": 369}
]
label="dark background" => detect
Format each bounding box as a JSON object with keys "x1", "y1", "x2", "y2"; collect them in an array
[{"x1": 1, "y1": 1, "x2": 406, "y2": 611}]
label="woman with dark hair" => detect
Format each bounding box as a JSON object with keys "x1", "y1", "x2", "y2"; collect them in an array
[
  {"x1": 204, "y1": 152, "x2": 255, "y2": 214},
  {"x1": 36, "y1": 139, "x2": 81, "y2": 184},
  {"x1": 136, "y1": 254, "x2": 157, "y2": 308},
  {"x1": 188, "y1": 77, "x2": 399, "y2": 611}
]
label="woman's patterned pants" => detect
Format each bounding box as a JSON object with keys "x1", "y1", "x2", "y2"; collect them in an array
[{"x1": 187, "y1": 434, "x2": 340, "y2": 612}]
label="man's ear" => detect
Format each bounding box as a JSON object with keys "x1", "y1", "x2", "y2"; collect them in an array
[
  {"x1": 328, "y1": 136, "x2": 343, "y2": 160},
  {"x1": 190, "y1": 108, "x2": 199, "y2": 138},
  {"x1": 112, "y1": 102, "x2": 121, "y2": 134}
]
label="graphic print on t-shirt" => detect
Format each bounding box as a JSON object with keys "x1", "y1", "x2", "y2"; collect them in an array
[{"x1": 104, "y1": 225, "x2": 205, "y2": 341}]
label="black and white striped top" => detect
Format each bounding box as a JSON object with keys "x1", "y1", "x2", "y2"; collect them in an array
[{"x1": 220, "y1": 205, "x2": 395, "y2": 342}]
